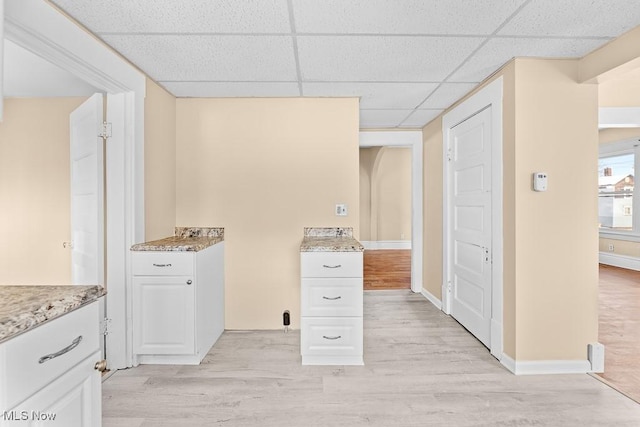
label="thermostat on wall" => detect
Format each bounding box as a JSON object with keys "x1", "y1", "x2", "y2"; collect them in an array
[{"x1": 533, "y1": 172, "x2": 548, "y2": 192}]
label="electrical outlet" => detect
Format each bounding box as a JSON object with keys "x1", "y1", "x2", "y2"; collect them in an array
[
  {"x1": 608, "y1": 244, "x2": 615, "y2": 252},
  {"x1": 335, "y1": 204, "x2": 348, "y2": 216}
]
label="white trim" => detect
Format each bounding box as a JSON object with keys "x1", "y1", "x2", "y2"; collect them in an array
[
  {"x1": 362, "y1": 240, "x2": 411, "y2": 250},
  {"x1": 420, "y1": 289, "x2": 442, "y2": 310},
  {"x1": 442, "y1": 77, "x2": 503, "y2": 360},
  {"x1": 359, "y1": 131, "x2": 423, "y2": 294},
  {"x1": 0, "y1": 0, "x2": 4, "y2": 121},
  {"x1": 5, "y1": 0, "x2": 146, "y2": 369},
  {"x1": 599, "y1": 252, "x2": 640, "y2": 271},
  {"x1": 599, "y1": 107, "x2": 640, "y2": 129},
  {"x1": 500, "y1": 354, "x2": 592, "y2": 375}
]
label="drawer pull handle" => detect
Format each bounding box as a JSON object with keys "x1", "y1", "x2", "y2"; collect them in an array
[
  {"x1": 322, "y1": 264, "x2": 342, "y2": 269},
  {"x1": 153, "y1": 263, "x2": 172, "y2": 267},
  {"x1": 38, "y1": 335, "x2": 83, "y2": 364},
  {"x1": 322, "y1": 296, "x2": 342, "y2": 300},
  {"x1": 322, "y1": 335, "x2": 342, "y2": 340}
]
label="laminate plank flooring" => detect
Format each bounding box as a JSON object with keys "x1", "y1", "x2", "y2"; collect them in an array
[
  {"x1": 103, "y1": 291, "x2": 640, "y2": 426},
  {"x1": 363, "y1": 249, "x2": 411, "y2": 290},
  {"x1": 596, "y1": 264, "x2": 640, "y2": 403}
]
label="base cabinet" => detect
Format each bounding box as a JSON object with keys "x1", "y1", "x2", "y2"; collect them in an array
[
  {"x1": 0, "y1": 302, "x2": 102, "y2": 427},
  {"x1": 132, "y1": 242, "x2": 224, "y2": 365},
  {"x1": 300, "y1": 251, "x2": 364, "y2": 365}
]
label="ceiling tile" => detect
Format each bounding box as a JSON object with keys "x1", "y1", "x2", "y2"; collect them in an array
[
  {"x1": 161, "y1": 81, "x2": 300, "y2": 97},
  {"x1": 302, "y1": 82, "x2": 438, "y2": 109},
  {"x1": 297, "y1": 35, "x2": 484, "y2": 82},
  {"x1": 292, "y1": 0, "x2": 526, "y2": 35},
  {"x1": 499, "y1": 0, "x2": 640, "y2": 37},
  {"x1": 51, "y1": 0, "x2": 291, "y2": 34},
  {"x1": 100, "y1": 35, "x2": 298, "y2": 81},
  {"x1": 360, "y1": 110, "x2": 413, "y2": 128},
  {"x1": 400, "y1": 109, "x2": 443, "y2": 127},
  {"x1": 419, "y1": 83, "x2": 478, "y2": 109},
  {"x1": 448, "y1": 37, "x2": 607, "y2": 83}
]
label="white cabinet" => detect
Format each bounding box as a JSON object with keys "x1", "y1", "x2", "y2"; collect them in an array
[
  {"x1": 0, "y1": 302, "x2": 102, "y2": 427},
  {"x1": 132, "y1": 242, "x2": 224, "y2": 365},
  {"x1": 300, "y1": 251, "x2": 364, "y2": 365}
]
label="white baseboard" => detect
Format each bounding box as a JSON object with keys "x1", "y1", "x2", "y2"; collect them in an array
[
  {"x1": 500, "y1": 354, "x2": 592, "y2": 375},
  {"x1": 362, "y1": 240, "x2": 411, "y2": 250},
  {"x1": 420, "y1": 288, "x2": 442, "y2": 310},
  {"x1": 599, "y1": 252, "x2": 640, "y2": 271}
]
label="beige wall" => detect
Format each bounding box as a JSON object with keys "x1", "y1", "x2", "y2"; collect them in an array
[
  {"x1": 175, "y1": 98, "x2": 360, "y2": 329},
  {"x1": 0, "y1": 97, "x2": 87, "y2": 284},
  {"x1": 513, "y1": 59, "x2": 599, "y2": 360},
  {"x1": 144, "y1": 79, "x2": 177, "y2": 241},
  {"x1": 359, "y1": 147, "x2": 411, "y2": 241},
  {"x1": 422, "y1": 58, "x2": 599, "y2": 362}
]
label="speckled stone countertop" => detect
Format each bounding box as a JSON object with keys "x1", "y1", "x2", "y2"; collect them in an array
[
  {"x1": 300, "y1": 227, "x2": 364, "y2": 252},
  {"x1": 0, "y1": 285, "x2": 106, "y2": 343},
  {"x1": 131, "y1": 227, "x2": 224, "y2": 252}
]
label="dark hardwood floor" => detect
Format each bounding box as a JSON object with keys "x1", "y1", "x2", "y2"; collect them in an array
[
  {"x1": 596, "y1": 264, "x2": 640, "y2": 403},
  {"x1": 363, "y1": 249, "x2": 411, "y2": 290}
]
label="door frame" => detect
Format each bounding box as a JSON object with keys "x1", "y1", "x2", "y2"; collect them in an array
[
  {"x1": 442, "y1": 77, "x2": 503, "y2": 358},
  {"x1": 359, "y1": 130, "x2": 423, "y2": 293},
  {"x1": 5, "y1": 0, "x2": 146, "y2": 369}
]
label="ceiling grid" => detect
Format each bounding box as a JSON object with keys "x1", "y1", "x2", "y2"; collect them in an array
[{"x1": 45, "y1": 0, "x2": 640, "y2": 128}]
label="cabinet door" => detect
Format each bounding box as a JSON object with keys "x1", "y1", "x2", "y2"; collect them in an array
[
  {"x1": 7, "y1": 352, "x2": 102, "y2": 427},
  {"x1": 133, "y1": 276, "x2": 195, "y2": 355}
]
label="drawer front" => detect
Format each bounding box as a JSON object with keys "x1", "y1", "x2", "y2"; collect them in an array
[
  {"x1": 301, "y1": 278, "x2": 362, "y2": 317},
  {"x1": 301, "y1": 252, "x2": 363, "y2": 278},
  {"x1": 133, "y1": 251, "x2": 194, "y2": 276},
  {"x1": 2, "y1": 302, "x2": 100, "y2": 409},
  {"x1": 300, "y1": 317, "x2": 362, "y2": 357}
]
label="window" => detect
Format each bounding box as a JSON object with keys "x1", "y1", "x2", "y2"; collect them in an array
[{"x1": 599, "y1": 143, "x2": 638, "y2": 234}]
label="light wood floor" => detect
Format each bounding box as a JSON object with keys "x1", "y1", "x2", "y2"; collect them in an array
[
  {"x1": 363, "y1": 249, "x2": 411, "y2": 290},
  {"x1": 596, "y1": 264, "x2": 640, "y2": 403},
  {"x1": 103, "y1": 291, "x2": 640, "y2": 426}
]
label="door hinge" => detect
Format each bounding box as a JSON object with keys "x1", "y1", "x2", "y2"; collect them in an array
[
  {"x1": 447, "y1": 280, "x2": 452, "y2": 291},
  {"x1": 447, "y1": 148, "x2": 453, "y2": 162},
  {"x1": 99, "y1": 122, "x2": 112, "y2": 140},
  {"x1": 101, "y1": 317, "x2": 112, "y2": 336}
]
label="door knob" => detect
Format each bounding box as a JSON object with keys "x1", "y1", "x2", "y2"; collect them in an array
[
  {"x1": 186, "y1": 280, "x2": 193, "y2": 285},
  {"x1": 94, "y1": 359, "x2": 107, "y2": 372}
]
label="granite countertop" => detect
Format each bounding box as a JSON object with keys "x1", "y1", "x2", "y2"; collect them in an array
[
  {"x1": 0, "y1": 285, "x2": 106, "y2": 343},
  {"x1": 131, "y1": 227, "x2": 224, "y2": 252},
  {"x1": 300, "y1": 227, "x2": 364, "y2": 252}
]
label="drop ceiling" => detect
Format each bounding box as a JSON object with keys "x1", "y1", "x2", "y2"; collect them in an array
[{"x1": 48, "y1": 0, "x2": 640, "y2": 129}]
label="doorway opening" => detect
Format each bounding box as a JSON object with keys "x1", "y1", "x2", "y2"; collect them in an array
[{"x1": 359, "y1": 131, "x2": 423, "y2": 294}]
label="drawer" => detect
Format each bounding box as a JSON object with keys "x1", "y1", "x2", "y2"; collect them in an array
[
  {"x1": 1, "y1": 302, "x2": 100, "y2": 409},
  {"x1": 300, "y1": 317, "x2": 362, "y2": 357},
  {"x1": 301, "y1": 278, "x2": 362, "y2": 317},
  {"x1": 133, "y1": 251, "x2": 194, "y2": 276},
  {"x1": 300, "y1": 252, "x2": 363, "y2": 278}
]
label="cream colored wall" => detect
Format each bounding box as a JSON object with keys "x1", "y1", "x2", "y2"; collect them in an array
[
  {"x1": 359, "y1": 148, "x2": 375, "y2": 241},
  {"x1": 359, "y1": 147, "x2": 411, "y2": 241},
  {"x1": 144, "y1": 79, "x2": 176, "y2": 241},
  {"x1": 598, "y1": 69, "x2": 640, "y2": 107},
  {"x1": 422, "y1": 58, "x2": 599, "y2": 362},
  {"x1": 599, "y1": 238, "x2": 640, "y2": 257},
  {"x1": 175, "y1": 98, "x2": 359, "y2": 329},
  {"x1": 0, "y1": 97, "x2": 87, "y2": 284},
  {"x1": 513, "y1": 59, "x2": 599, "y2": 360},
  {"x1": 376, "y1": 147, "x2": 411, "y2": 240}
]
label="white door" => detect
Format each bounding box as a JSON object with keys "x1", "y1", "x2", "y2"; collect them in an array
[
  {"x1": 447, "y1": 107, "x2": 492, "y2": 347},
  {"x1": 70, "y1": 93, "x2": 104, "y2": 286}
]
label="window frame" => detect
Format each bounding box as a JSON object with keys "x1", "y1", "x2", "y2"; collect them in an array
[{"x1": 599, "y1": 139, "x2": 640, "y2": 240}]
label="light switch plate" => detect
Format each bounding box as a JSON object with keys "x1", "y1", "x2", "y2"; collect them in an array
[{"x1": 335, "y1": 204, "x2": 348, "y2": 216}]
